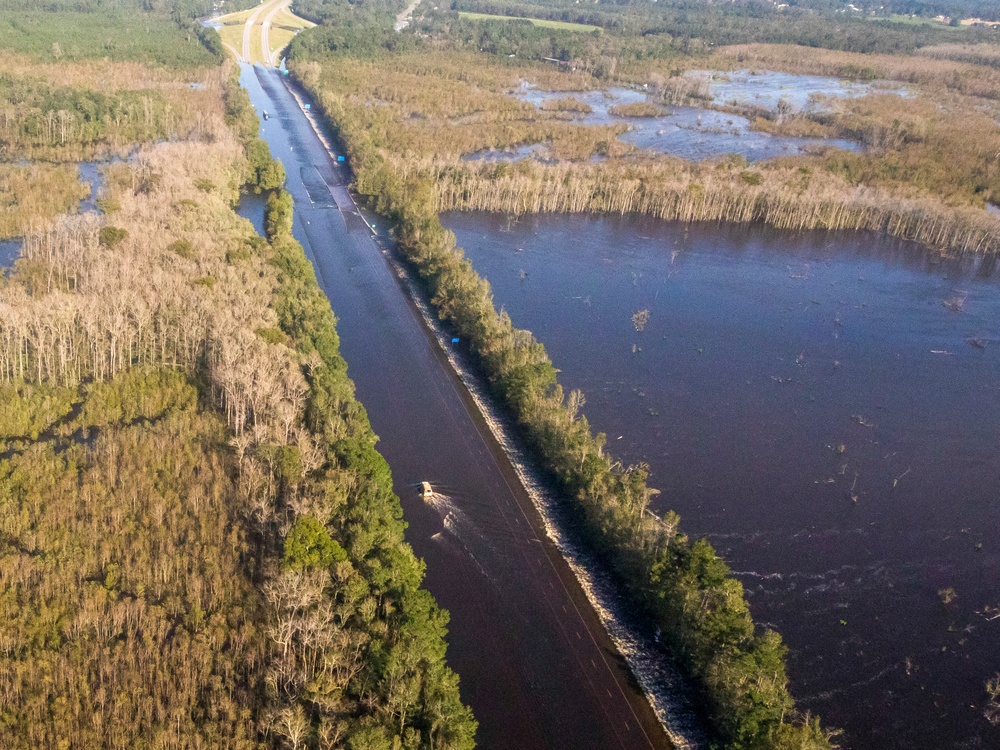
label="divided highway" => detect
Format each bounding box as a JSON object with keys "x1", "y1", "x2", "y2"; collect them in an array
[{"x1": 240, "y1": 64, "x2": 676, "y2": 750}]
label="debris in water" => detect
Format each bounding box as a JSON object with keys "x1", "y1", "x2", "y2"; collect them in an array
[
  {"x1": 943, "y1": 296, "x2": 966, "y2": 313},
  {"x1": 968, "y1": 338, "x2": 986, "y2": 349},
  {"x1": 632, "y1": 308, "x2": 651, "y2": 332},
  {"x1": 938, "y1": 587, "x2": 958, "y2": 605},
  {"x1": 930, "y1": 350, "x2": 952, "y2": 355}
]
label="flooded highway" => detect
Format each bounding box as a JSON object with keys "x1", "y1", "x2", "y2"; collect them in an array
[{"x1": 238, "y1": 64, "x2": 686, "y2": 750}]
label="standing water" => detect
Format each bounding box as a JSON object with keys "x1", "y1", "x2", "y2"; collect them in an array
[
  {"x1": 443, "y1": 211, "x2": 1000, "y2": 750},
  {"x1": 235, "y1": 190, "x2": 268, "y2": 235},
  {"x1": 0, "y1": 238, "x2": 22, "y2": 273}
]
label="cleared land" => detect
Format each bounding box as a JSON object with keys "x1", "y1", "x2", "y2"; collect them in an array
[{"x1": 457, "y1": 11, "x2": 601, "y2": 33}]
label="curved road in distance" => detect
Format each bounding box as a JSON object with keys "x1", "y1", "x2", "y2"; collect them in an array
[
  {"x1": 260, "y1": 0, "x2": 291, "y2": 66},
  {"x1": 240, "y1": 0, "x2": 269, "y2": 63},
  {"x1": 240, "y1": 64, "x2": 679, "y2": 750}
]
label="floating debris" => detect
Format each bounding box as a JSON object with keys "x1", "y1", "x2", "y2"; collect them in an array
[{"x1": 943, "y1": 296, "x2": 966, "y2": 313}]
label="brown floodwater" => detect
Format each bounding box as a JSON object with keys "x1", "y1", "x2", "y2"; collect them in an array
[{"x1": 443, "y1": 211, "x2": 1000, "y2": 750}]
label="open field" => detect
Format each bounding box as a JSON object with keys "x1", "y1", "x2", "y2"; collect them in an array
[
  {"x1": 869, "y1": 14, "x2": 956, "y2": 27},
  {"x1": 458, "y1": 11, "x2": 601, "y2": 33}
]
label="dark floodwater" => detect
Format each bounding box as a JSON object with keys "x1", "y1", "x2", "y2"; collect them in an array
[
  {"x1": 0, "y1": 238, "x2": 21, "y2": 272},
  {"x1": 511, "y1": 77, "x2": 863, "y2": 162},
  {"x1": 2, "y1": 161, "x2": 104, "y2": 274},
  {"x1": 443, "y1": 211, "x2": 1000, "y2": 750},
  {"x1": 235, "y1": 190, "x2": 268, "y2": 235},
  {"x1": 77, "y1": 161, "x2": 104, "y2": 214},
  {"x1": 696, "y1": 69, "x2": 906, "y2": 113}
]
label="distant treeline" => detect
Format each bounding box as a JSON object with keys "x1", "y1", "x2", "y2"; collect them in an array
[
  {"x1": 290, "y1": 0, "x2": 1000, "y2": 71},
  {"x1": 446, "y1": 0, "x2": 999, "y2": 54},
  {"x1": 290, "y1": 50, "x2": 837, "y2": 750},
  {"x1": 0, "y1": 0, "x2": 258, "y2": 21}
]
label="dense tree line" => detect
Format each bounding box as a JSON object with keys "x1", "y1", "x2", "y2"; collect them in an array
[
  {"x1": 0, "y1": 0, "x2": 258, "y2": 22},
  {"x1": 258, "y1": 185, "x2": 476, "y2": 750}
]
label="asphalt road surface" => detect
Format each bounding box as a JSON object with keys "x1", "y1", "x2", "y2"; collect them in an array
[{"x1": 241, "y1": 64, "x2": 675, "y2": 750}]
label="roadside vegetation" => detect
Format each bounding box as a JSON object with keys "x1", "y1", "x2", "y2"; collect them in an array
[{"x1": 0, "y1": 5, "x2": 476, "y2": 748}]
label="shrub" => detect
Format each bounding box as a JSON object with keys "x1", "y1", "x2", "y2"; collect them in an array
[
  {"x1": 167, "y1": 239, "x2": 195, "y2": 259},
  {"x1": 283, "y1": 515, "x2": 348, "y2": 571},
  {"x1": 98, "y1": 226, "x2": 127, "y2": 248}
]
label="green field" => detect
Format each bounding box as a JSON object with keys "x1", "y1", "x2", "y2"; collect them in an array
[
  {"x1": 458, "y1": 11, "x2": 601, "y2": 33},
  {"x1": 870, "y1": 13, "x2": 963, "y2": 28}
]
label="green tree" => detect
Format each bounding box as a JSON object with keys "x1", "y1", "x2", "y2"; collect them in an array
[{"x1": 283, "y1": 515, "x2": 348, "y2": 571}]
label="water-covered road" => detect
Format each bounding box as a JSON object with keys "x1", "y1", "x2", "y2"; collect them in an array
[{"x1": 239, "y1": 64, "x2": 679, "y2": 750}]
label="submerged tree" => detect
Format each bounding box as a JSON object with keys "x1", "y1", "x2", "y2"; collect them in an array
[{"x1": 632, "y1": 308, "x2": 650, "y2": 332}]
